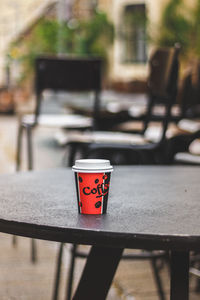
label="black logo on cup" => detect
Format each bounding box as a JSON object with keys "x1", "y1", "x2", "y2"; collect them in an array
[{"x1": 83, "y1": 183, "x2": 109, "y2": 198}]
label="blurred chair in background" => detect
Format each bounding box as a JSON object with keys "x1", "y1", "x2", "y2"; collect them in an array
[
  {"x1": 16, "y1": 56, "x2": 102, "y2": 171},
  {"x1": 14, "y1": 56, "x2": 102, "y2": 262},
  {"x1": 166, "y1": 60, "x2": 200, "y2": 165},
  {"x1": 63, "y1": 45, "x2": 180, "y2": 167}
]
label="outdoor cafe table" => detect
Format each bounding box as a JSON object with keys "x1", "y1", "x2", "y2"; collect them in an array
[{"x1": 0, "y1": 166, "x2": 200, "y2": 300}]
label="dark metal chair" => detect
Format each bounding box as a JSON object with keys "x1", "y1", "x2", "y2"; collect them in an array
[
  {"x1": 165, "y1": 60, "x2": 200, "y2": 164},
  {"x1": 65, "y1": 46, "x2": 180, "y2": 167},
  {"x1": 107, "y1": 45, "x2": 181, "y2": 132},
  {"x1": 14, "y1": 56, "x2": 102, "y2": 262},
  {"x1": 16, "y1": 56, "x2": 102, "y2": 171}
]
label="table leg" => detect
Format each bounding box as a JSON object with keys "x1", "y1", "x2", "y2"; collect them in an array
[
  {"x1": 170, "y1": 251, "x2": 189, "y2": 300},
  {"x1": 72, "y1": 246, "x2": 123, "y2": 300}
]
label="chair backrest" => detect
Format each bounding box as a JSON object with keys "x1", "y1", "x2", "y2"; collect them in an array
[
  {"x1": 34, "y1": 56, "x2": 102, "y2": 127},
  {"x1": 179, "y1": 60, "x2": 200, "y2": 118},
  {"x1": 143, "y1": 45, "x2": 180, "y2": 141},
  {"x1": 148, "y1": 47, "x2": 179, "y2": 99}
]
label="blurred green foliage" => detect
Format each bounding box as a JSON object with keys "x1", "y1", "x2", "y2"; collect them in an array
[
  {"x1": 156, "y1": 0, "x2": 200, "y2": 59},
  {"x1": 190, "y1": 0, "x2": 200, "y2": 57},
  {"x1": 8, "y1": 10, "x2": 114, "y2": 84}
]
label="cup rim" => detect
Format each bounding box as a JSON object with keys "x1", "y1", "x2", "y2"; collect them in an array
[
  {"x1": 72, "y1": 166, "x2": 113, "y2": 173},
  {"x1": 72, "y1": 159, "x2": 113, "y2": 173}
]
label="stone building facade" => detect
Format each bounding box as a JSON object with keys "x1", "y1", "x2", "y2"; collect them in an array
[{"x1": 0, "y1": 0, "x2": 181, "y2": 87}]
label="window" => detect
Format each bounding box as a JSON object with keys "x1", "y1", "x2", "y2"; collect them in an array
[{"x1": 120, "y1": 4, "x2": 147, "y2": 63}]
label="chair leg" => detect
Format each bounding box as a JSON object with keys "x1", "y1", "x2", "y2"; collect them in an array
[
  {"x1": 150, "y1": 257, "x2": 166, "y2": 300},
  {"x1": 52, "y1": 243, "x2": 64, "y2": 300},
  {"x1": 12, "y1": 235, "x2": 17, "y2": 247},
  {"x1": 26, "y1": 125, "x2": 33, "y2": 170},
  {"x1": 31, "y1": 238, "x2": 37, "y2": 263},
  {"x1": 16, "y1": 124, "x2": 24, "y2": 171},
  {"x1": 66, "y1": 244, "x2": 78, "y2": 300}
]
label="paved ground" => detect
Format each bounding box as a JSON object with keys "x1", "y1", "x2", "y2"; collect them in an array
[{"x1": 0, "y1": 115, "x2": 200, "y2": 300}]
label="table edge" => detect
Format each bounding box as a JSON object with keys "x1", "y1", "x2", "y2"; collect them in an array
[{"x1": 1, "y1": 218, "x2": 200, "y2": 251}]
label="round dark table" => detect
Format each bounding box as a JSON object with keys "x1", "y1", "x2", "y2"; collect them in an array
[{"x1": 0, "y1": 166, "x2": 199, "y2": 300}]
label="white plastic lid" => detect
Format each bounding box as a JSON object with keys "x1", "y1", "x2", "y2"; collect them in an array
[{"x1": 72, "y1": 159, "x2": 113, "y2": 173}]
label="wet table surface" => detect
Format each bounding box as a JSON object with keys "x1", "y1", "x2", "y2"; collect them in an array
[
  {"x1": 0, "y1": 166, "x2": 200, "y2": 251},
  {"x1": 0, "y1": 166, "x2": 199, "y2": 300}
]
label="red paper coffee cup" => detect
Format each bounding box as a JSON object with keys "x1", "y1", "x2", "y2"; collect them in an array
[{"x1": 72, "y1": 159, "x2": 113, "y2": 214}]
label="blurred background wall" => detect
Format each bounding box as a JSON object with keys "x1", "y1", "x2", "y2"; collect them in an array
[{"x1": 0, "y1": 0, "x2": 199, "y2": 112}]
